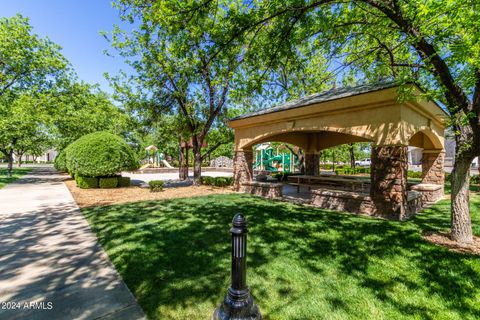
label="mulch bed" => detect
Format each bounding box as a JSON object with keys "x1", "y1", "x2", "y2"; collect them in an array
[
  {"x1": 65, "y1": 178, "x2": 234, "y2": 208},
  {"x1": 422, "y1": 231, "x2": 480, "y2": 255}
]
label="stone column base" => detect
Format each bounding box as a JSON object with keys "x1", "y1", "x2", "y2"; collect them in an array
[
  {"x1": 233, "y1": 150, "x2": 253, "y2": 191},
  {"x1": 370, "y1": 146, "x2": 408, "y2": 220},
  {"x1": 422, "y1": 150, "x2": 445, "y2": 185}
]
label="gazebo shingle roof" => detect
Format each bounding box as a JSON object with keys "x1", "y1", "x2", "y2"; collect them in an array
[{"x1": 231, "y1": 81, "x2": 398, "y2": 121}]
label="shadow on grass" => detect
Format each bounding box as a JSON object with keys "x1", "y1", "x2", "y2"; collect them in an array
[
  {"x1": 0, "y1": 168, "x2": 32, "y2": 188},
  {"x1": 83, "y1": 194, "x2": 480, "y2": 319}
]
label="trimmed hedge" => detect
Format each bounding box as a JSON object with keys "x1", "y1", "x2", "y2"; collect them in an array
[
  {"x1": 54, "y1": 149, "x2": 68, "y2": 172},
  {"x1": 201, "y1": 176, "x2": 233, "y2": 187},
  {"x1": 118, "y1": 176, "x2": 131, "y2": 187},
  {"x1": 149, "y1": 180, "x2": 164, "y2": 192},
  {"x1": 99, "y1": 177, "x2": 118, "y2": 188},
  {"x1": 75, "y1": 176, "x2": 98, "y2": 189},
  {"x1": 66, "y1": 131, "x2": 138, "y2": 177}
]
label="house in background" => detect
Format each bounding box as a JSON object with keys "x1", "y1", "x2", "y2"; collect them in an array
[
  {"x1": 16, "y1": 149, "x2": 58, "y2": 163},
  {"x1": 444, "y1": 134, "x2": 478, "y2": 169}
]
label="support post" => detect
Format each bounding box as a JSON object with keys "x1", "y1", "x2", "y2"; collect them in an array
[
  {"x1": 422, "y1": 150, "x2": 445, "y2": 185},
  {"x1": 213, "y1": 214, "x2": 262, "y2": 320},
  {"x1": 233, "y1": 149, "x2": 253, "y2": 191},
  {"x1": 305, "y1": 153, "x2": 320, "y2": 176},
  {"x1": 370, "y1": 146, "x2": 408, "y2": 220}
]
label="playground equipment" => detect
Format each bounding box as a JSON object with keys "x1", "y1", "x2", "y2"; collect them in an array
[
  {"x1": 253, "y1": 143, "x2": 297, "y2": 172},
  {"x1": 145, "y1": 145, "x2": 174, "y2": 168}
]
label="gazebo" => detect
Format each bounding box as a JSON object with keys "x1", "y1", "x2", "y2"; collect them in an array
[{"x1": 229, "y1": 82, "x2": 447, "y2": 220}]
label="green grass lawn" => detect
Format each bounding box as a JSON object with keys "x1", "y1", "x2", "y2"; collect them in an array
[
  {"x1": 83, "y1": 188, "x2": 480, "y2": 320},
  {"x1": 0, "y1": 167, "x2": 32, "y2": 189}
]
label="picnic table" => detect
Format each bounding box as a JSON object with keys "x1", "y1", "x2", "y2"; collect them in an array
[{"x1": 287, "y1": 174, "x2": 370, "y2": 192}]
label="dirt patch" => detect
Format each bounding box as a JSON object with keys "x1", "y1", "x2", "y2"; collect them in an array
[
  {"x1": 422, "y1": 231, "x2": 480, "y2": 255},
  {"x1": 65, "y1": 178, "x2": 234, "y2": 208}
]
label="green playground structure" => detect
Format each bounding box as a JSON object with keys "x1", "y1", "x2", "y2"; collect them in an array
[
  {"x1": 253, "y1": 144, "x2": 298, "y2": 172},
  {"x1": 144, "y1": 145, "x2": 174, "y2": 168}
]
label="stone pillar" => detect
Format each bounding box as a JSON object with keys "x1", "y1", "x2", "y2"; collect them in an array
[
  {"x1": 422, "y1": 150, "x2": 445, "y2": 185},
  {"x1": 305, "y1": 153, "x2": 320, "y2": 176},
  {"x1": 233, "y1": 149, "x2": 253, "y2": 191},
  {"x1": 370, "y1": 146, "x2": 408, "y2": 220}
]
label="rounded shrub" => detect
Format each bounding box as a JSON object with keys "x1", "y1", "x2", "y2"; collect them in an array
[
  {"x1": 99, "y1": 177, "x2": 118, "y2": 189},
  {"x1": 54, "y1": 149, "x2": 68, "y2": 172},
  {"x1": 66, "y1": 132, "x2": 138, "y2": 177},
  {"x1": 149, "y1": 180, "x2": 164, "y2": 192}
]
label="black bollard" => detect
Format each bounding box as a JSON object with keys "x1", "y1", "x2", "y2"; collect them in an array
[{"x1": 213, "y1": 214, "x2": 262, "y2": 320}]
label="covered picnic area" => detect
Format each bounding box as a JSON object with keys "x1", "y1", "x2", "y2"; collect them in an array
[{"x1": 229, "y1": 82, "x2": 447, "y2": 220}]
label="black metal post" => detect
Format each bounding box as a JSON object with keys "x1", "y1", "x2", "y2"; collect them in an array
[{"x1": 213, "y1": 214, "x2": 262, "y2": 320}]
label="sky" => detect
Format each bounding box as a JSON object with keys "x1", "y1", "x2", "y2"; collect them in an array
[{"x1": 0, "y1": 0, "x2": 132, "y2": 93}]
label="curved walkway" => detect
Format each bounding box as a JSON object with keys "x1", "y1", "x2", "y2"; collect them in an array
[{"x1": 0, "y1": 167, "x2": 145, "y2": 320}]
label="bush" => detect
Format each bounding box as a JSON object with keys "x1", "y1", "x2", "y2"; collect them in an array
[
  {"x1": 66, "y1": 131, "x2": 138, "y2": 177},
  {"x1": 149, "y1": 180, "x2": 164, "y2": 192},
  {"x1": 213, "y1": 177, "x2": 228, "y2": 187},
  {"x1": 118, "y1": 176, "x2": 131, "y2": 187},
  {"x1": 225, "y1": 177, "x2": 233, "y2": 186},
  {"x1": 75, "y1": 175, "x2": 98, "y2": 189},
  {"x1": 99, "y1": 177, "x2": 118, "y2": 188},
  {"x1": 201, "y1": 176, "x2": 215, "y2": 186},
  {"x1": 407, "y1": 171, "x2": 422, "y2": 179},
  {"x1": 54, "y1": 149, "x2": 68, "y2": 172}
]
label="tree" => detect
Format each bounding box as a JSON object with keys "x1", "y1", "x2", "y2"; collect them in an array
[
  {"x1": 0, "y1": 93, "x2": 51, "y2": 173},
  {"x1": 173, "y1": 0, "x2": 480, "y2": 244},
  {"x1": 49, "y1": 81, "x2": 130, "y2": 150},
  {"x1": 0, "y1": 15, "x2": 68, "y2": 176},
  {"x1": 107, "y1": 1, "x2": 255, "y2": 184}
]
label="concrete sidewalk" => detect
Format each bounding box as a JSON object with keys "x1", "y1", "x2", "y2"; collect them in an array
[{"x1": 0, "y1": 167, "x2": 146, "y2": 320}]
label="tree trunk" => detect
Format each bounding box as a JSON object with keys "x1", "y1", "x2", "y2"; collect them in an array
[
  {"x1": 349, "y1": 143, "x2": 356, "y2": 169},
  {"x1": 193, "y1": 147, "x2": 202, "y2": 186},
  {"x1": 332, "y1": 150, "x2": 336, "y2": 172},
  {"x1": 16, "y1": 153, "x2": 23, "y2": 168},
  {"x1": 7, "y1": 150, "x2": 14, "y2": 177},
  {"x1": 179, "y1": 141, "x2": 187, "y2": 180},
  {"x1": 450, "y1": 154, "x2": 474, "y2": 243}
]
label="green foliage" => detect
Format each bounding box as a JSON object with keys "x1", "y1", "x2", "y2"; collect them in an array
[
  {"x1": 99, "y1": 177, "x2": 119, "y2": 189},
  {"x1": 0, "y1": 14, "x2": 68, "y2": 94},
  {"x1": 66, "y1": 132, "x2": 138, "y2": 177},
  {"x1": 471, "y1": 175, "x2": 480, "y2": 185},
  {"x1": 54, "y1": 149, "x2": 68, "y2": 172},
  {"x1": 407, "y1": 171, "x2": 423, "y2": 179},
  {"x1": 118, "y1": 176, "x2": 131, "y2": 187},
  {"x1": 75, "y1": 175, "x2": 98, "y2": 189},
  {"x1": 201, "y1": 176, "x2": 233, "y2": 187},
  {"x1": 200, "y1": 176, "x2": 214, "y2": 186},
  {"x1": 51, "y1": 82, "x2": 131, "y2": 150},
  {"x1": 148, "y1": 180, "x2": 164, "y2": 192},
  {"x1": 212, "y1": 177, "x2": 228, "y2": 187}
]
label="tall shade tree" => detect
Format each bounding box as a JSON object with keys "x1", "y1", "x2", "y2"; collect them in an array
[
  {"x1": 0, "y1": 14, "x2": 68, "y2": 176},
  {"x1": 108, "y1": 0, "x2": 333, "y2": 184},
  {"x1": 49, "y1": 81, "x2": 130, "y2": 150},
  {"x1": 107, "y1": 0, "x2": 257, "y2": 184},
  {"x1": 0, "y1": 15, "x2": 68, "y2": 95},
  {"x1": 0, "y1": 94, "x2": 50, "y2": 172},
  {"x1": 170, "y1": 0, "x2": 480, "y2": 244}
]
